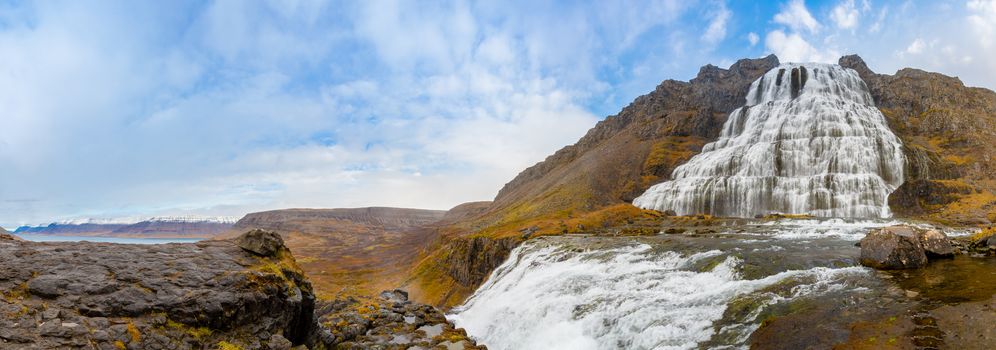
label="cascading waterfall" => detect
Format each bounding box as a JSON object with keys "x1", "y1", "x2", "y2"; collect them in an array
[{"x1": 633, "y1": 63, "x2": 905, "y2": 218}]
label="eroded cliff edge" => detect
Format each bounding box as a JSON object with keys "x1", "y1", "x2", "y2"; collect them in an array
[{"x1": 1, "y1": 230, "x2": 315, "y2": 349}]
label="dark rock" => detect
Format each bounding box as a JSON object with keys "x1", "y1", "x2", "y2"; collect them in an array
[
  {"x1": 236, "y1": 229, "x2": 285, "y2": 257},
  {"x1": 313, "y1": 291, "x2": 483, "y2": 349},
  {"x1": 0, "y1": 235, "x2": 315, "y2": 350},
  {"x1": 663, "y1": 210, "x2": 677, "y2": 217},
  {"x1": 859, "y1": 226, "x2": 928, "y2": 269},
  {"x1": 379, "y1": 289, "x2": 409, "y2": 303},
  {"x1": 917, "y1": 229, "x2": 954, "y2": 258}
]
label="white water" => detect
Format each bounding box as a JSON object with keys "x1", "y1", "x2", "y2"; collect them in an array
[
  {"x1": 449, "y1": 239, "x2": 869, "y2": 350},
  {"x1": 634, "y1": 63, "x2": 905, "y2": 218}
]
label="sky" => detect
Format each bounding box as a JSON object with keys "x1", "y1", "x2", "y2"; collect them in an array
[{"x1": 1, "y1": 0, "x2": 995, "y2": 228}]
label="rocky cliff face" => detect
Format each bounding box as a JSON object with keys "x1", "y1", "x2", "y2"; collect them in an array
[
  {"x1": 840, "y1": 55, "x2": 996, "y2": 225},
  {"x1": 0, "y1": 230, "x2": 315, "y2": 350}
]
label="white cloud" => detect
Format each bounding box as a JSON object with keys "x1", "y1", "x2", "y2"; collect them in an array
[
  {"x1": 747, "y1": 32, "x2": 760, "y2": 46},
  {"x1": 774, "y1": 0, "x2": 821, "y2": 33},
  {"x1": 764, "y1": 29, "x2": 838, "y2": 63},
  {"x1": 968, "y1": 0, "x2": 996, "y2": 48},
  {"x1": 831, "y1": 0, "x2": 860, "y2": 29},
  {"x1": 702, "y1": 2, "x2": 731, "y2": 44},
  {"x1": 905, "y1": 38, "x2": 926, "y2": 54}
]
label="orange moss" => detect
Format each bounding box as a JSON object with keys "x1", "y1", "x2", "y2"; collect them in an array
[{"x1": 126, "y1": 321, "x2": 141, "y2": 343}]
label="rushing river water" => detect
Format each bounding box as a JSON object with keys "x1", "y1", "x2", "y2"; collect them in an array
[{"x1": 448, "y1": 220, "x2": 982, "y2": 350}]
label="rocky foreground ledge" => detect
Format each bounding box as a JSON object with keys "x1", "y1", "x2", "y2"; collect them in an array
[{"x1": 0, "y1": 230, "x2": 482, "y2": 350}]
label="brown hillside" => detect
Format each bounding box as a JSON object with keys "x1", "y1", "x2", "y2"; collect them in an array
[
  {"x1": 840, "y1": 55, "x2": 996, "y2": 225},
  {"x1": 224, "y1": 207, "x2": 446, "y2": 298}
]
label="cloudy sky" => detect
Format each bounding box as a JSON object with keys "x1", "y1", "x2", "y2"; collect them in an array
[{"x1": 1, "y1": 0, "x2": 994, "y2": 228}]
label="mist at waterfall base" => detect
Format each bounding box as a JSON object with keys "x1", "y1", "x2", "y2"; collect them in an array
[
  {"x1": 448, "y1": 64, "x2": 919, "y2": 349},
  {"x1": 634, "y1": 63, "x2": 904, "y2": 218}
]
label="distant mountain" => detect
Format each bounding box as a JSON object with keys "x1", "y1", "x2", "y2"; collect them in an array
[{"x1": 14, "y1": 216, "x2": 237, "y2": 238}]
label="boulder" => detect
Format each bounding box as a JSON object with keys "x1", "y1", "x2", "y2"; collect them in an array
[
  {"x1": 859, "y1": 226, "x2": 929, "y2": 269},
  {"x1": 917, "y1": 229, "x2": 955, "y2": 258},
  {"x1": 236, "y1": 229, "x2": 285, "y2": 257}
]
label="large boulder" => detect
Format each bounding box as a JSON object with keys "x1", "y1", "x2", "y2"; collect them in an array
[
  {"x1": 917, "y1": 229, "x2": 955, "y2": 258},
  {"x1": 236, "y1": 229, "x2": 285, "y2": 257},
  {"x1": 859, "y1": 226, "x2": 929, "y2": 269}
]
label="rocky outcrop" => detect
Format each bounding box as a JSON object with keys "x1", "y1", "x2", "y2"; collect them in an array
[
  {"x1": 0, "y1": 230, "x2": 315, "y2": 350},
  {"x1": 859, "y1": 226, "x2": 955, "y2": 269},
  {"x1": 1, "y1": 230, "x2": 22, "y2": 241},
  {"x1": 443, "y1": 237, "x2": 519, "y2": 287},
  {"x1": 313, "y1": 290, "x2": 483, "y2": 349}
]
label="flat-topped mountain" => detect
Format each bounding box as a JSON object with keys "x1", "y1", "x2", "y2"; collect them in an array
[{"x1": 231, "y1": 207, "x2": 446, "y2": 234}]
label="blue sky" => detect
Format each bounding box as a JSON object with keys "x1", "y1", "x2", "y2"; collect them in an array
[{"x1": 1, "y1": 0, "x2": 994, "y2": 227}]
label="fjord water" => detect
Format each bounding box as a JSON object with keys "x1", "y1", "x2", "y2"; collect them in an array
[{"x1": 634, "y1": 63, "x2": 905, "y2": 218}]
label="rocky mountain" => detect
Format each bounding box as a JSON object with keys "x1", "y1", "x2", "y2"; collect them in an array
[
  {"x1": 223, "y1": 207, "x2": 448, "y2": 298},
  {"x1": 14, "y1": 217, "x2": 235, "y2": 239},
  {"x1": 14, "y1": 223, "x2": 128, "y2": 236}
]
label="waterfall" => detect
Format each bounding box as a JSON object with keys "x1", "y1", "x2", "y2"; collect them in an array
[{"x1": 633, "y1": 63, "x2": 905, "y2": 218}]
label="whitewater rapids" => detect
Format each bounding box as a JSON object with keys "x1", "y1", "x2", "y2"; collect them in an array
[
  {"x1": 448, "y1": 224, "x2": 889, "y2": 350},
  {"x1": 633, "y1": 63, "x2": 905, "y2": 218}
]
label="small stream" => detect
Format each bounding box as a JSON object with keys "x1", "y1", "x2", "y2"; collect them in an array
[{"x1": 448, "y1": 220, "x2": 988, "y2": 350}]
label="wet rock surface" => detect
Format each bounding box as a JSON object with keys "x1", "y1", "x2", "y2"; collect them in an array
[
  {"x1": 314, "y1": 289, "x2": 483, "y2": 350},
  {"x1": 859, "y1": 226, "x2": 930, "y2": 269},
  {"x1": 0, "y1": 230, "x2": 315, "y2": 350},
  {"x1": 859, "y1": 225, "x2": 962, "y2": 269}
]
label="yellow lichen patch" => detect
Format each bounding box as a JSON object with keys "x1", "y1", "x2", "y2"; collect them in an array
[
  {"x1": 970, "y1": 227, "x2": 996, "y2": 243},
  {"x1": 943, "y1": 154, "x2": 972, "y2": 166},
  {"x1": 164, "y1": 319, "x2": 213, "y2": 339},
  {"x1": 216, "y1": 341, "x2": 244, "y2": 350},
  {"x1": 126, "y1": 321, "x2": 141, "y2": 343},
  {"x1": 114, "y1": 341, "x2": 126, "y2": 350},
  {"x1": 1, "y1": 282, "x2": 29, "y2": 302}
]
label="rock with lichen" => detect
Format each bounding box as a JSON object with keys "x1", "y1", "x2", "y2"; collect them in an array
[
  {"x1": 313, "y1": 290, "x2": 484, "y2": 350},
  {"x1": 0, "y1": 230, "x2": 315, "y2": 350}
]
